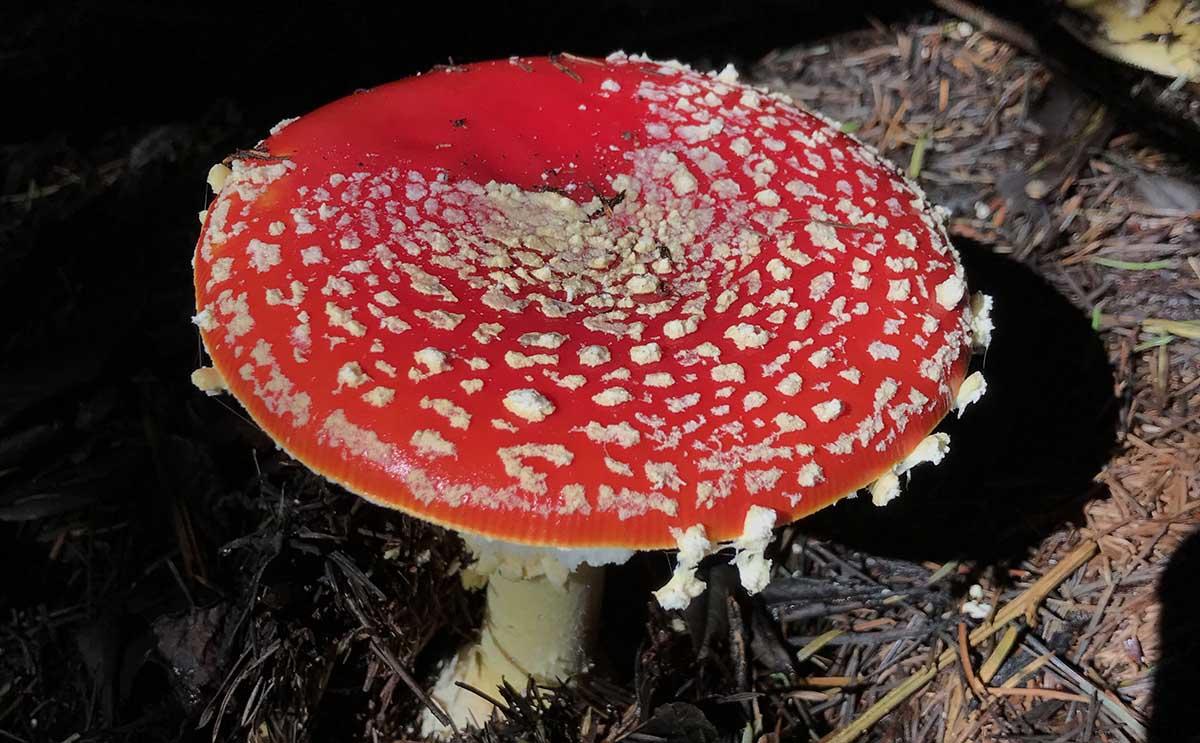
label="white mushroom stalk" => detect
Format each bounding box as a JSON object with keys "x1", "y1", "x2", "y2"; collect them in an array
[
  {"x1": 420, "y1": 538, "x2": 630, "y2": 733},
  {"x1": 421, "y1": 560, "x2": 604, "y2": 733}
]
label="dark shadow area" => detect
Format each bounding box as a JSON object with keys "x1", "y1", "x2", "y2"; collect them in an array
[
  {"x1": 802, "y1": 240, "x2": 1119, "y2": 565},
  {"x1": 1149, "y1": 526, "x2": 1200, "y2": 743},
  {"x1": 594, "y1": 551, "x2": 665, "y2": 683},
  {"x1": 2, "y1": 0, "x2": 916, "y2": 143}
]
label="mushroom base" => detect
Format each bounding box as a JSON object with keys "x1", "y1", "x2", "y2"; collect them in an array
[{"x1": 420, "y1": 564, "x2": 604, "y2": 735}]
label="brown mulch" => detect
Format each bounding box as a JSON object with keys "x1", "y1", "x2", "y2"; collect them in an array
[{"x1": 742, "y1": 15, "x2": 1199, "y2": 743}]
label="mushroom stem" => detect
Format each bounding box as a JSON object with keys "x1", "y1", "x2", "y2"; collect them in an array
[{"x1": 421, "y1": 564, "x2": 604, "y2": 734}]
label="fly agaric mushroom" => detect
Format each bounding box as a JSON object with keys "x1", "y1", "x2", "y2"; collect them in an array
[{"x1": 191, "y1": 52, "x2": 991, "y2": 733}]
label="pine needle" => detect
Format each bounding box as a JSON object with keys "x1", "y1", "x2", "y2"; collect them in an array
[{"x1": 1089, "y1": 257, "x2": 1176, "y2": 270}]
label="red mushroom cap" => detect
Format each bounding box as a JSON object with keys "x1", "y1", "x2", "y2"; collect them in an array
[{"x1": 193, "y1": 54, "x2": 973, "y2": 549}]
